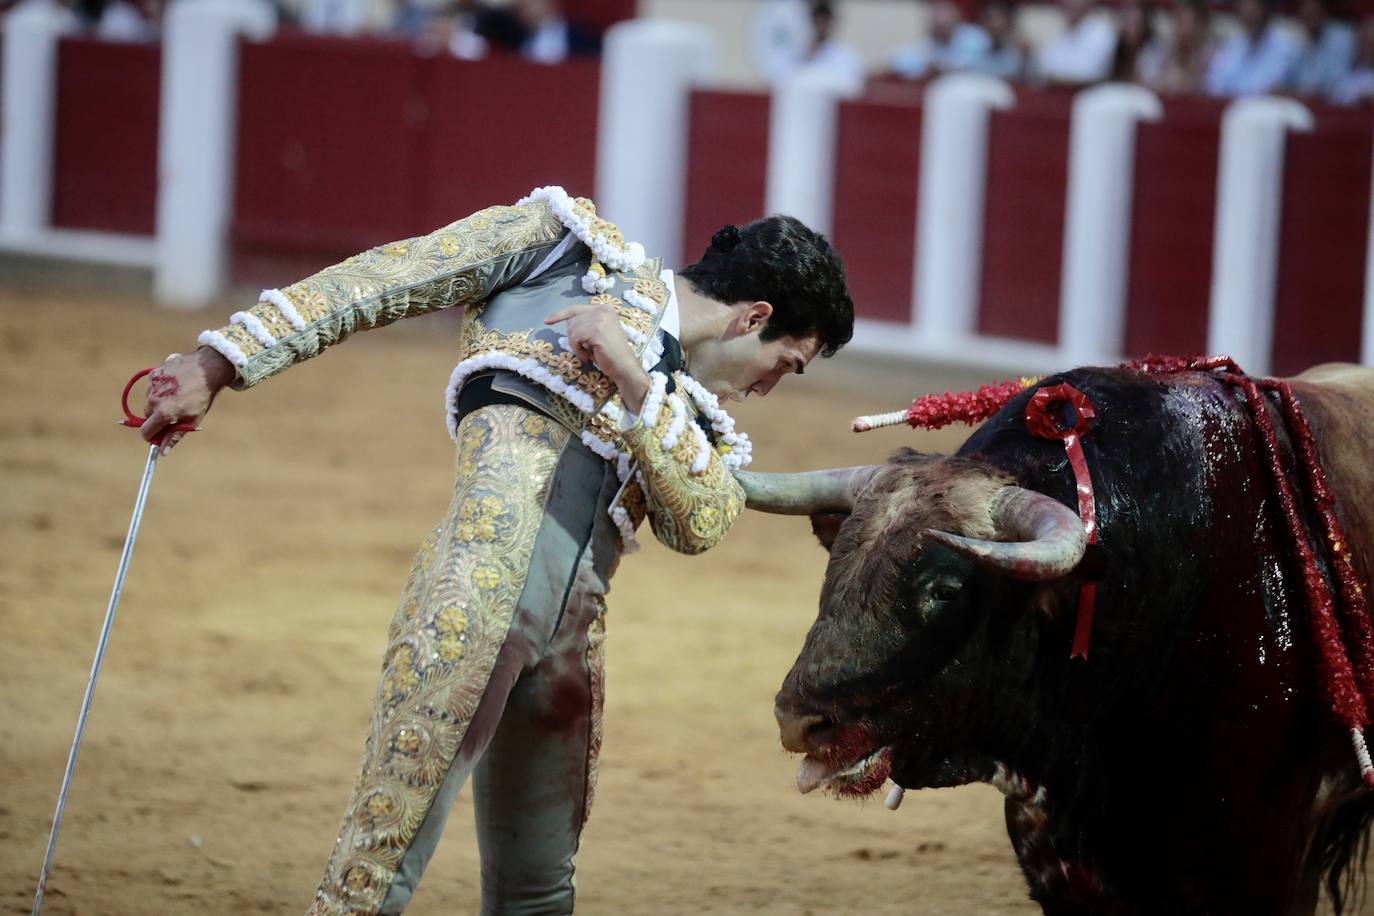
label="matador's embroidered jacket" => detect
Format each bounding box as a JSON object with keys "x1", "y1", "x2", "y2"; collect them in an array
[{"x1": 197, "y1": 186, "x2": 748, "y2": 555}]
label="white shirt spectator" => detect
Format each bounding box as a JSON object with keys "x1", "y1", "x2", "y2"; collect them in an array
[
  {"x1": 1036, "y1": 13, "x2": 1118, "y2": 83},
  {"x1": 891, "y1": 24, "x2": 991, "y2": 79},
  {"x1": 449, "y1": 23, "x2": 488, "y2": 60},
  {"x1": 524, "y1": 16, "x2": 570, "y2": 64},
  {"x1": 1205, "y1": 25, "x2": 1302, "y2": 96}
]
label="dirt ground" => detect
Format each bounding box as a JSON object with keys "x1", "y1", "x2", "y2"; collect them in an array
[{"x1": 0, "y1": 282, "x2": 1353, "y2": 915}]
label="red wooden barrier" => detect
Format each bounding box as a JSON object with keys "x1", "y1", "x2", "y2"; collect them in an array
[
  {"x1": 232, "y1": 34, "x2": 426, "y2": 281},
  {"x1": 1271, "y1": 107, "x2": 1371, "y2": 375},
  {"x1": 416, "y1": 55, "x2": 599, "y2": 229},
  {"x1": 978, "y1": 89, "x2": 1072, "y2": 344},
  {"x1": 231, "y1": 33, "x2": 600, "y2": 285},
  {"x1": 1123, "y1": 96, "x2": 1224, "y2": 360},
  {"x1": 682, "y1": 89, "x2": 770, "y2": 266},
  {"x1": 562, "y1": 0, "x2": 635, "y2": 33},
  {"x1": 830, "y1": 94, "x2": 922, "y2": 324},
  {"x1": 51, "y1": 37, "x2": 160, "y2": 235}
]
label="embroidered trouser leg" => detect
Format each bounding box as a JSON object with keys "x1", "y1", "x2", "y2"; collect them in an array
[{"x1": 306, "y1": 405, "x2": 616, "y2": 915}]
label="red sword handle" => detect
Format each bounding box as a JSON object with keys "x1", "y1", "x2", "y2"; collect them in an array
[{"x1": 120, "y1": 368, "x2": 198, "y2": 446}]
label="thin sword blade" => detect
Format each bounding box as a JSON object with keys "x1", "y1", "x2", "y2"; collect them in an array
[{"x1": 32, "y1": 444, "x2": 161, "y2": 915}]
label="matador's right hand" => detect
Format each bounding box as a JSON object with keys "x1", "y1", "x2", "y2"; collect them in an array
[{"x1": 140, "y1": 347, "x2": 235, "y2": 454}]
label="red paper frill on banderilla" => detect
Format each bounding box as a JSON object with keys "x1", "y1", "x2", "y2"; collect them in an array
[
  {"x1": 904, "y1": 378, "x2": 1031, "y2": 431},
  {"x1": 877, "y1": 354, "x2": 1374, "y2": 788}
]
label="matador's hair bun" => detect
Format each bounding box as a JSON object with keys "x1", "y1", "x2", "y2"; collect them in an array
[{"x1": 710, "y1": 224, "x2": 743, "y2": 253}]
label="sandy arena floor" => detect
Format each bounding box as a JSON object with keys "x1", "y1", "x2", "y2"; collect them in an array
[{"x1": 0, "y1": 284, "x2": 1360, "y2": 915}]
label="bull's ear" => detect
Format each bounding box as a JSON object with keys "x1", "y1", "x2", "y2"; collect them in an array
[{"x1": 810, "y1": 512, "x2": 849, "y2": 552}]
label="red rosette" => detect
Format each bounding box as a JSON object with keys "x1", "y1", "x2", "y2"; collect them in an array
[{"x1": 1025, "y1": 383, "x2": 1096, "y2": 442}]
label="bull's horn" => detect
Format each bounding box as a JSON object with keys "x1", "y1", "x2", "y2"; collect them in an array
[
  {"x1": 925, "y1": 487, "x2": 1087, "y2": 581},
  {"x1": 735, "y1": 466, "x2": 883, "y2": 515}
]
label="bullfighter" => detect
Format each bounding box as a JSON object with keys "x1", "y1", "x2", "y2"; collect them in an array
[{"x1": 139, "y1": 186, "x2": 855, "y2": 915}]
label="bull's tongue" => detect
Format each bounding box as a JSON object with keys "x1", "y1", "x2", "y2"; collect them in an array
[{"x1": 796, "y1": 755, "x2": 836, "y2": 794}]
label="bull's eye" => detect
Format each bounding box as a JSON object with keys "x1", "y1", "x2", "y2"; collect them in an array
[{"x1": 930, "y1": 584, "x2": 959, "y2": 603}]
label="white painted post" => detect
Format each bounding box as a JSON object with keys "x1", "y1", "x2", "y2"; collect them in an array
[
  {"x1": 1363, "y1": 136, "x2": 1374, "y2": 366},
  {"x1": 154, "y1": 0, "x2": 275, "y2": 309},
  {"x1": 764, "y1": 66, "x2": 862, "y2": 235},
  {"x1": 1058, "y1": 84, "x2": 1162, "y2": 365},
  {"x1": 0, "y1": 0, "x2": 75, "y2": 245},
  {"x1": 596, "y1": 20, "x2": 716, "y2": 267},
  {"x1": 912, "y1": 73, "x2": 1015, "y2": 342},
  {"x1": 1207, "y1": 97, "x2": 1313, "y2": 374}
]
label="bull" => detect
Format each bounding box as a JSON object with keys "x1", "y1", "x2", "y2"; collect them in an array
[{"x1": 740, "y1": 364, "x2": 1374, "y2": 915}]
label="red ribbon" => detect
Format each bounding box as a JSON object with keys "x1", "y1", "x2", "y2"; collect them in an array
[{"x1": 1025, "y1": 384, "x2": 1098, "y2": 659}]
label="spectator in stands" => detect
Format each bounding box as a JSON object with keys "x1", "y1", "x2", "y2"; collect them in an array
[
  {"x1": 1203, "y1": 0, "x2": 1301, "y2": 96},
  {"x1": 392, "y1": 0, "x2": 428, "y2": 35},
  {"x1": 1035, "y1": 0, "x2": 1118, "y2": 86},
  {"x1": 890, "y1": 0, "x2": 991, "y2": 80},
  {"x1": 1109, "y1": 0, "x2": 1163, "y2": 82},
  {"x1": 1289, "y1": 0, "x2": 1356, "y2": 96},
  {"x1": 301, "y1": 0, "x2": 372, "y2": 35},
  {"x1": 783, "y1": 0, "x2": 867, "y2": 90},
  {"x1": 96, "y1": 0, "x2": 158, "y2": 40},
  {"x1": 411, "y1": 0, "x2": 490, "y2": 59},
  {"x1": 961, "y1": 0, "x2": 1026, "y2": 80},
  {"x1": 1329, "y1": 14, "x2": 1374, "y2": 104},
  {"x1": 1143, "y1": 0, "x2": 1214, "y2": 94},
  {"x1": 510, "y1": 0, "x2": 601, "y2": 63}
]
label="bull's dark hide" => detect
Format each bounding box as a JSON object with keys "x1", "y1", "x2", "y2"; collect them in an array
[{"x1": 780, "y1": 366, "x2": 1374, "y2": 915}]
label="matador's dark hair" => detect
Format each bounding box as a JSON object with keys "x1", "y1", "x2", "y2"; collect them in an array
[{"x1": 679, "y1": 215, "x2": 855, "y2": 358}]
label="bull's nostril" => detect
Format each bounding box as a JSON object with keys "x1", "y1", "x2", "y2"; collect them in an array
[{"x1": 776, "y1": 705, "x2": 831, "y2": 754}]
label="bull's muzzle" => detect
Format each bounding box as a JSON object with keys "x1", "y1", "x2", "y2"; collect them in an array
[{"x1": 775, "y1": 699, "x2": 830, "y2": 755}]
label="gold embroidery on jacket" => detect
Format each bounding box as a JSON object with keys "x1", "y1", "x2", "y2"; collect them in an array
[
  {"x1": 582, "y1": 602, "x2": 607, "y2": 826},
  {"x1": 618, "y1": 375, "x2": 745, "y2": 555}
]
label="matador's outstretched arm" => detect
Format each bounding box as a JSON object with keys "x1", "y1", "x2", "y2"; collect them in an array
[
  {"x1": 201, "y1": 199, "x2": 568, "y2": 390},
  {"x1": 141, "y1": 200, "x2": 568, "y2": 450}
]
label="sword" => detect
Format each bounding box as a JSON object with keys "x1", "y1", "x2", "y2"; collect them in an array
[{"x1": 31, "y1": 369, "x2": 197, "y2": 915}]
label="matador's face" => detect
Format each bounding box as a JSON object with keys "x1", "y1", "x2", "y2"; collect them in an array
[{"x1": 687, "y1": 323, "x2": 821, "y2": 404}]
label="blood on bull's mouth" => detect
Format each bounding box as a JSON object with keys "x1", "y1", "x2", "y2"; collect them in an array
[{"x1": 796, "y1": 746, "x2": 893, "y2": 797}]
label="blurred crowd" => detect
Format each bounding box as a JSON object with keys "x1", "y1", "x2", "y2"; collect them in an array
[
  {"x1": 29, "y1": 0, "x2": 1374, "y2": 105},
  {"x1": 45, "y1": 0, "x2": 601, "y2": 63},
  {"x1": 787, "y1": 0, "x2": 1374, "y2": 105}
]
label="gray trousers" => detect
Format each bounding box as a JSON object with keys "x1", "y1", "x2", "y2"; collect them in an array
[{"x1": 309, "y1": 406, "x2": 621, "y2": 915}]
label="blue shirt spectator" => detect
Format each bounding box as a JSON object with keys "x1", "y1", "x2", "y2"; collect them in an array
[
  {"x1": 891, "y1": 0, "x2": 992, "y2": 79},
  {"x1": 1328, "y1": 15, "x2": 1374, "y2": 104},
  {"x1": 1290, "y1": 0, "x2": 1356, "y2": 96},
  {"x1": 962, "y1": 0, "x2": 1025, "y2": 80},
  {"x1": 1204, "y1": 0, "x2": 1301, "y2": 96}
]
